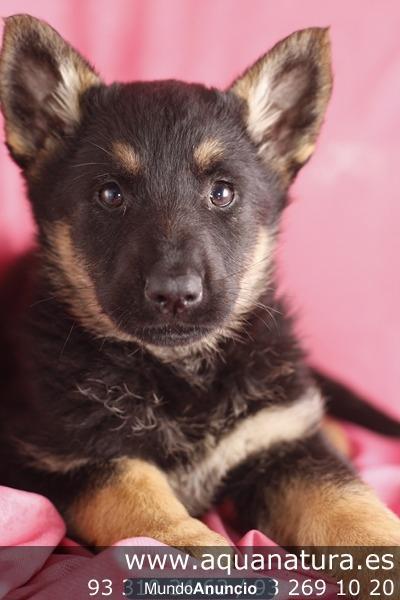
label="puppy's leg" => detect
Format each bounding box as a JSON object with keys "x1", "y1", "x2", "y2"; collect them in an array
[
  {"x1": 243, "y1": 434, "x2": 400, "y2": 546},
  {"x1": 232, "y1": 434, "x2": 400, "y2": 596},
  {"x1": 68, "y1": 458, "x2": 228, "y2": 549}
]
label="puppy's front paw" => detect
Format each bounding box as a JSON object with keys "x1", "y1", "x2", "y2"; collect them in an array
[{"x1": 162, "y1": 517, "x2": 231, "y2": 559}]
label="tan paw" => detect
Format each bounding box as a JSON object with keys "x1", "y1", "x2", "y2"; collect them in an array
[{"x1": 162, "y1": 517, "x2": 231, "y2": 558}]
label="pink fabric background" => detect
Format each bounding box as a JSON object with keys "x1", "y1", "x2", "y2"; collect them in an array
[{"x1": 0, "y1": 2, "x2": 399, "y2": 597}]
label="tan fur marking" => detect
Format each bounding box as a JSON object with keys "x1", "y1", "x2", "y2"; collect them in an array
[
  {"x1": 265, "y1": 478, "x2": 400, "y2": 593},
  {"x1": 45, "y1": 222, "x2": 133, "y2": 341},
  {"x1": 193, "y1": 138, "x2": 224, "y2": 170},
  {"x1": 266, "y1": 479, "x2": 400, "y2": 547},
  {"x1": 112, "y1": 141, "x2": 141, "y2": 174},
  {"x1": 234, "y1": 226, "x2": 274, "y2": 318},
  {"x1": 69, "y1": 459, "x2": 229, "y2": 548}
]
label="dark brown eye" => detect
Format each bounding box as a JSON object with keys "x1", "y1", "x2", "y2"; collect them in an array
[
  {"x1": 98, "y1": 182, "x2": 124, "y2": 209},
  {"x1": 209, "y1": 181, "x2": 235, "y2": 207}
]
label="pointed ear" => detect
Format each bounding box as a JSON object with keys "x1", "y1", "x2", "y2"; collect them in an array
[
  {"x1": 230, "y1": 28, "x2": 332, "y2": 184},
  {"x1": 0, "y1": 15, "x2": 101, "y2": 168}
]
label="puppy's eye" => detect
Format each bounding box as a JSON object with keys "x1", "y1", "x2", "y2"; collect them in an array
[
  {"x1": 97, "y1": 182, "x2": 124, "y2": 209},
  {"x1": 209, "y1": 181, "x2": 235, "y2": 207}
]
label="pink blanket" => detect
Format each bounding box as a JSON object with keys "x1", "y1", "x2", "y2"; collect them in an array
[{"x1": 1, "y1": 425, "x2": 399, "y2": 598}]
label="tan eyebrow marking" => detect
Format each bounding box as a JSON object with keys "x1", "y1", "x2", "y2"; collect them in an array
[
  {"x1": 193, "y1": 138, "x2": 224, "y2": 170},
  {"x1": 112, "y1": 141, "x2": 141, "y2": 174}
]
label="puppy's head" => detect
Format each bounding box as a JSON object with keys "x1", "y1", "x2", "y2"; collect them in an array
[{"x1": 0, "y1": 15, "x2": 332, "y2": 348}]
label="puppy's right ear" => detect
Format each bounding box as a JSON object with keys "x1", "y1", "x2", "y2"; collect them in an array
[{"x1": 0, "y1": 15, "x2": 101, "y2": 169}]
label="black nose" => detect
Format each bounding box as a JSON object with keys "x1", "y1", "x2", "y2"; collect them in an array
[{"x1": 144, "y1": 272, "x2": 203, "y2": 315}]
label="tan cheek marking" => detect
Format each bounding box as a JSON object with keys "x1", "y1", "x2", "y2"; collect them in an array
[
  {"x1": 44, "y1": 221, "x2": 133, "y2": 341},
  {"x1": 267, "y1": 479, "x2": 400, "y2": 547},
  {"x1": 193, "y1": 138, "x2": 224, "y2": 170},
  {"x1": 234, "y1": 226, "x2": 275, "y2": 318},
  {"x1": 112, "y1": 141, "x2": 141, "y2": 174},
  {"x1": 69, "y1": 459, "x2": 228, "y2": 548}
]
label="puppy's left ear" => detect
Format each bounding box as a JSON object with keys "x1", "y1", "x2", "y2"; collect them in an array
[
  {"x1": 230, "y1": 28, "x2": 332, "y2": 184},
  {"x1": 0, "y1": 14, "x2": 101, "y2": 169}
]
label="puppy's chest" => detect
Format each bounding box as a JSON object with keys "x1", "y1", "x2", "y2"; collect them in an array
[
  {"x1": 76, "y1": 358, "x2": 322, "y2": 516},
  {"x1": 70, "y1": 342, "x2": 308, "y2": 462},
  {"x1": 76, "y1": 364, "x2": 251, "y2": 463}
]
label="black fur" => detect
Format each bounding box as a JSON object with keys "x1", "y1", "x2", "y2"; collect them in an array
[{"x1": 0, "y1": 254, "x2": 309, "y2": 513}]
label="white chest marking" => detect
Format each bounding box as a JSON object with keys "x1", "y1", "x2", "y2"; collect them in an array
[{"x1": 169, "y1": 388, "x2": 323, "y2": 514}]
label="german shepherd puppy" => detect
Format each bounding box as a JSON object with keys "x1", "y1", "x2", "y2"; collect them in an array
[{"x1": 0, "y1": 14, "x2": 399, "y2": 564}]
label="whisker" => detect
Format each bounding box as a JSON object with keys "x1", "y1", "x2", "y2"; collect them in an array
[
  {"x1": 59, "y1": 321, "x2": 75, "y2": 358},
  {"x1": 70, "y1": 162, "x2": 108, "y2": 168},
  {"x1": 29, "y1": 295, "x2": 56, "y2": 308},
  {"x1": 213, "y1": 255, "x2": 272, "y2": 284},
  {"x1": 88, "y1": 141, "x2": 115, "y2": 158},
  {"x1": 93, "y1": 172, "x2": 112, "y2": 179}
]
